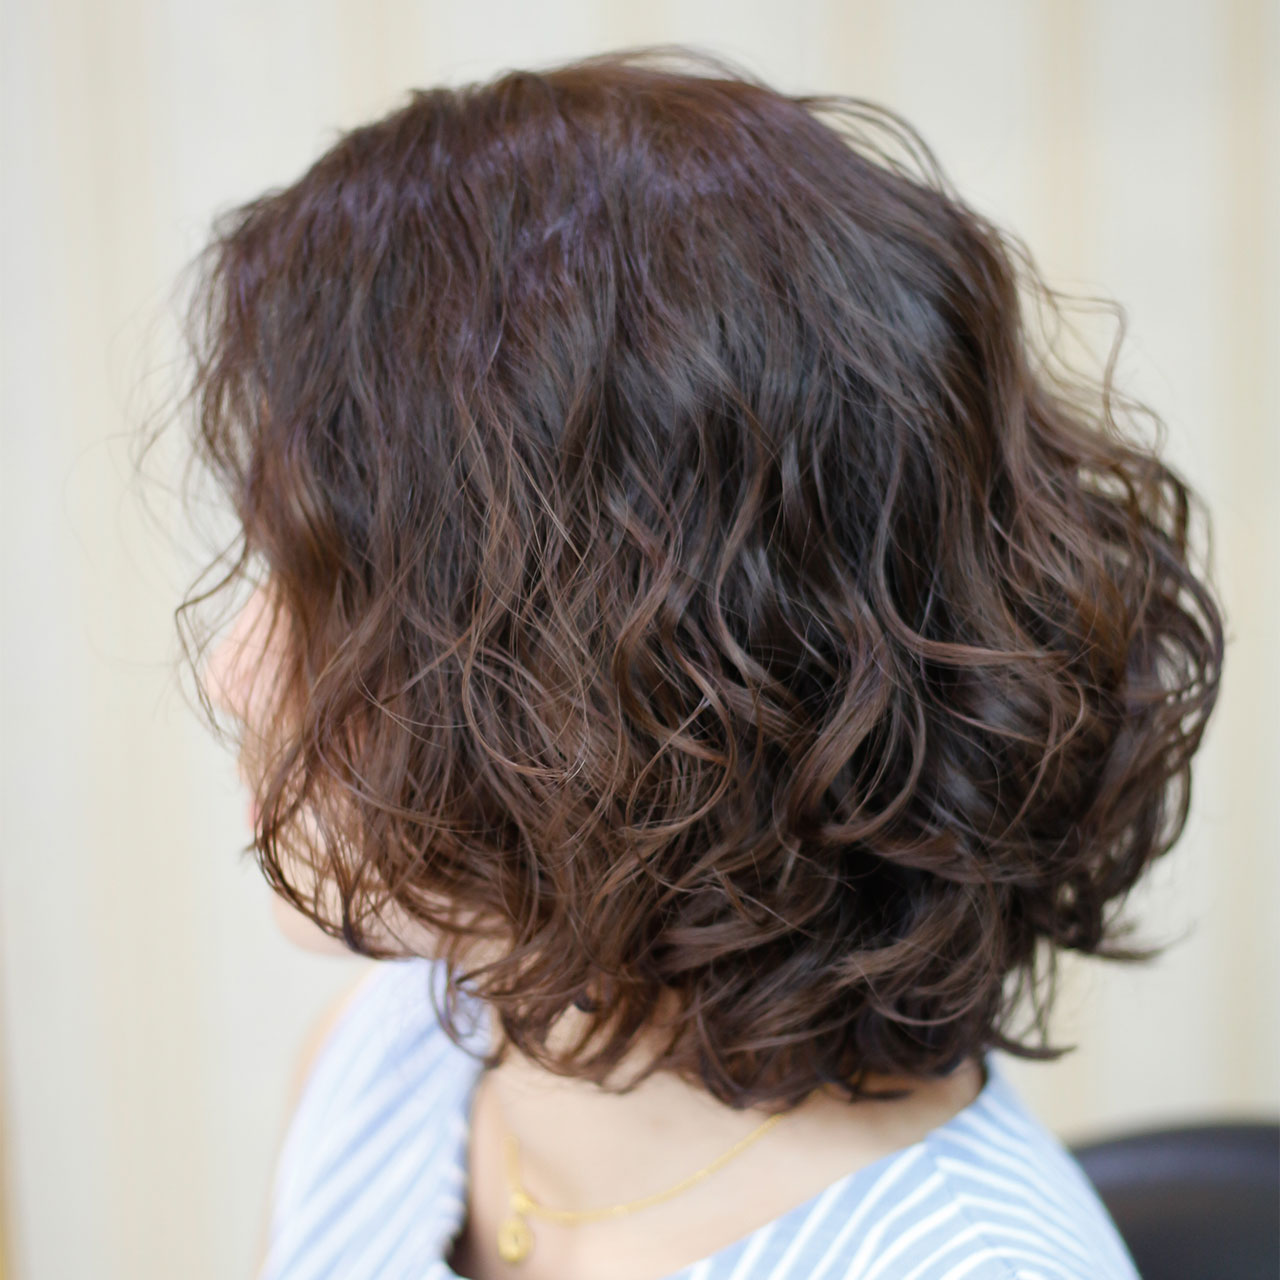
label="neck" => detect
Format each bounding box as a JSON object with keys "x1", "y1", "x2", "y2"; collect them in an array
[{"x1": 475, "y1": 996, "x2": 984, "y2": 1216}]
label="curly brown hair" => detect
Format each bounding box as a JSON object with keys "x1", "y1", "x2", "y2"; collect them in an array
[{"x1": 155, "y1": 45, "x2": 1226, "y2": 1113}]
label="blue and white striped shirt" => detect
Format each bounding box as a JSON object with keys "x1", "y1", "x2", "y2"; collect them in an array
[{"x1": 260, "y1": 958, "x2": 1141, "y2": 1279}]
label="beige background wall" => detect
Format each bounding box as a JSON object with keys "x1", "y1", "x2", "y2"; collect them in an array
[{"x1": 2, "y1": 2, "x2": 1276, "y2": 1278}]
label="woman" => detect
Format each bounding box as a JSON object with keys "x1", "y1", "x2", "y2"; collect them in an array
[{"x1": 176, "y1": 46, "x2": 1224, "y2": 1280}]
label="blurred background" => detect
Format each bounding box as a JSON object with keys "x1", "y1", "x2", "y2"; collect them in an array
[{"x1": 1, "y1": 1, "x2": 1276, "y2": 1278}]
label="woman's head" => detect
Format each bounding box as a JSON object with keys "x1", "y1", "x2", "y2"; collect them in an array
[{"x1": 171, "y1": 46, "x2": 1225, "y2": 1110}]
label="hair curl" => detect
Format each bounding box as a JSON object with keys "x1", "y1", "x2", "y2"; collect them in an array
[{"x1": 155, "y1": 45, "x2": 1226, "y2": 1112}]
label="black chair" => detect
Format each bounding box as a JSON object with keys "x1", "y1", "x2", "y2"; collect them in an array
[{"x1": 1070, "y1": 1120, "x2": 1279, "y2": 1280}]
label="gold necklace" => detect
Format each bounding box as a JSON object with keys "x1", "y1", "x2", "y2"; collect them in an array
[{"x1": 495, "y1": 1105, "x2": 786, "y2": 1264}]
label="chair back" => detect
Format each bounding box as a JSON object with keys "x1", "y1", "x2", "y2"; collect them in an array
[{"x1": 1071, "y1": 1120, "x2": 1279, "y2": 1280}]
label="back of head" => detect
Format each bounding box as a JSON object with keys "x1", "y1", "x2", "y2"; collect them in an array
[{"x1": 169, "y1": 46, "x2": 1226, "y2": 1111}]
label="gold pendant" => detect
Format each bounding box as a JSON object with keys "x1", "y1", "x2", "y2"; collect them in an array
[{"x1": 497, "y1": 1213, "x2": 533, "y2": 1263}]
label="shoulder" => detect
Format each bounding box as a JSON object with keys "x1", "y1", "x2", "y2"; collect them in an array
[
  {"x1": 257, "y1": 957, "x2": 487, "y2": 1279},
  {"x1": 883, "y1": 1058, "x2": 1144, "y2": 1280},
  {"x1": 685, "y1": 1056, "x2": 1142, "y2": 1280},
  {"x1": 290, "y1": 959, "x2": 441, "y2": 1092},
  {"x1": 274, "y1": 956, "x2": 478, "y2": 1165},
  {"x1": 283, "y1": 963, "x2": 383, "y2": 1111}
]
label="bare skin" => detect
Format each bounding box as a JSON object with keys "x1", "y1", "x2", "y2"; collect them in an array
[{"x1": 441, "y1": 991, "x2": 986, "y2": 1280}]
